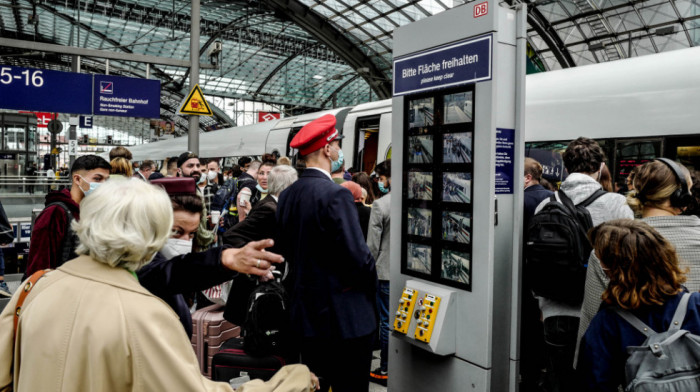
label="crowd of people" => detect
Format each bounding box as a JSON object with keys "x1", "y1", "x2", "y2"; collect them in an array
[
  {"x1": 1, "y1": 114, "x2": 392, "y2": 392},
  {"x1": 522, "y1": 137, "x2": 700, "y2": 392}
]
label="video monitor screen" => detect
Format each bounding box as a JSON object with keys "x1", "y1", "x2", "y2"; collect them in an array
[
  {"x1": 408, "y1": 207, "x2": 432, "y2": 238},
  {"x1": 443, "y1": 132, "x2": 472, "y2": 164},
  {"x1": 442, "y1": 172, "x2": 471, "y2": 203},
  {"x1": 441, "y1": 249, "x2": 471, "y2": 284},
  {"x1": 408, "y1": 135, "x2": 434, "y2": 164},
  {"x1": 408, "y1": 97, "x2": 435, "y2": 128},
  {"x1": 443, "y1": 91, "x2": 473, "y2": 124},
  {"x1": 407, "y1": 242, "x2": 432, "y2": 274},
  {"x1": 408, "y1": 171, "x2": 433, "y2": 201},
  {"x1": 441, "y1": 211, "x2": 471, "y2": 244}
]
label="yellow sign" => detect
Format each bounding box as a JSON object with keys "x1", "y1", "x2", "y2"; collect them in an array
[{"x1": 179, "y1": 84, "x2": 213, "y2": 116}]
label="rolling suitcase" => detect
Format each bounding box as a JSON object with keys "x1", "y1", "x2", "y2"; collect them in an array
[
  {"x1": 211, "y1": 338, "x2": 286, "y2": 383},
  {"x1": 191, "y1": 304, "x2": 241, "y2": 378}
]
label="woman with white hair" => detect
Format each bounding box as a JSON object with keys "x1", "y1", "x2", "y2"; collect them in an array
[
  {"x1": 223, "y1": 164, "x2": 298, "y2": 248},
  {"x1": 0, "y1": 178, "x2": 287, "y2": 391}
]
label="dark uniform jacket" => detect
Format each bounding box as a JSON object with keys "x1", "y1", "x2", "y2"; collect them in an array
[
  {"x1": 524, "y1": 184, "x2": 553, "y2": 230},
  {"x1": 277, "y1": 168, "x2": 378, "y2": 340},
  {"x1": 222, "y1": 196, "x2": 277, "y2": 248}
]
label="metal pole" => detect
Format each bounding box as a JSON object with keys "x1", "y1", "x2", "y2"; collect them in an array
[
  {"x1": 69, "y1": 56, "x2": 80, "y2": 169},
  {"x1": 188, "y1": 0, "x2": 200, "y2": 154}
]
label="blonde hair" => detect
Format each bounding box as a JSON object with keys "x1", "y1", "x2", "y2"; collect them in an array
[
  {"x1": 72, "y1": 178, "x2": 173, "y2": 271},
  {"x1": 110, "y1": 157, "x2": 133, "y2": 177},
  {"x1": 627, "y1": 161, "x2": 692, "y2": 215}
]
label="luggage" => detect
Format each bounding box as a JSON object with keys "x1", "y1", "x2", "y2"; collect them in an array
[
  {"x1": 211, "y1": 338, "x2": 286, "y2": 383},
  {"x1": 525, "y1": 189, "x2": 605, "y2": 304},
  {"x1": 191, "y1": 304, "x2": 241, "y2": 378},
  {"x1": 615, "y1": 292, "x2": 700, "y2": 392}
]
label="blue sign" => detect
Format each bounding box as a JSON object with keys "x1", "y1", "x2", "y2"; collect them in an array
[
  {"x1": 80, "y1": 115, "x2": 93, "y2": 128},
  {"x1": 495, "y1": 128, "x2": 515, "y2": 194},
  {"x1": 93, "y1": 74, "x2": 160, "y2": 118},
  {"x1": 393, "y1": 35, "x2": 492, "y2": 96},
  {"x1": 20, "y1": 222, "x2": 31, "y2": 241},
  {"x1": 0, "y1": 65, "x2": 93, "y2": 114},
  {"x1": 0, "y1": 65, "x2": 161, "y2": 118}
]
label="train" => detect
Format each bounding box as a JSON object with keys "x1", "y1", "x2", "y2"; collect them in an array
[{"x1": 122, "y1": 46, "x2": 700, "y2": 184}]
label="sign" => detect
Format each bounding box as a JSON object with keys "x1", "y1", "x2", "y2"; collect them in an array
[
  {"x1": 393, "y1": 35, "x2": 492, "y2": 96},
  {"x1": 68, "y1": 140, "x2": 78, "y2": 155},
  {"x1": 179, "y1": 84, "x2": 213, "y2": 116},
  {"x1": 0, "y1": 65, "x2": 93, "y2": 114},
  {"x1": 80, "y1": 116, "x2": 93, "y2": 128},
  {"x1": 93, "y1": 74, "x2": 160, "y2": 118},
  {"x1": 258, "y1": 112, "x2": 281, "y2": 122},
  {"x1": 19, "y1": 222, "x2": 31, "y2": 242},
  {"x1": 473, "y1": 2, "x2": 488, "y2": 18},
  {"x1": 19, "y1": 111, "x2": 55, "y2": 128},
  {"x1": 47, "y1": 119, "x2": 63, "y2": 135},
  {"x1": 0, "y1": 65, "x2": 161, "y2": 118},
  {"x1": 0, "y1": 154, "x2": 16, "y2": 160},
  {"x1": 495, "y1": 128, "x2": 514, "y2": 194}
]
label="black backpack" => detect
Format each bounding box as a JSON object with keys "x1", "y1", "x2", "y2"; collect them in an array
[
  {"x1": 213, "y1": 178, "x2": 238, "y2": 215},
  {"x1": 243, "y1": 276, "x2": 291, "y2": 358},
  {"x1": 525, "y1": 189, "x2": 606, "y2": 304}
]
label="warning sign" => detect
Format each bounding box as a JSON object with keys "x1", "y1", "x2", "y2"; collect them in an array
[{"x1": 179, "y1": 85, "x2": 213, "y2": 116}]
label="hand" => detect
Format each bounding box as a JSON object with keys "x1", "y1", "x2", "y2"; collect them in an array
[
  {"x1": 310, "y1": 372, "x2": 320, "y2": 390},
  {"x1": 221, "y1": 239, "x2": 284, "y2": 276}
]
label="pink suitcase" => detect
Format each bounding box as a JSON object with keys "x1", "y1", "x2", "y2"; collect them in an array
[{"x1": 191, "y1": 304, "x2": 241, "y2": 378}]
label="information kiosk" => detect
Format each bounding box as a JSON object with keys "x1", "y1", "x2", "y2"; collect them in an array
[{"x1": 389, "y1": 2, "x2": 527, "y2": 390}]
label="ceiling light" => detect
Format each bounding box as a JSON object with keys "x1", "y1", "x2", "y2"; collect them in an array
[{"x1": 312, "y1": 75, "x2": 324, "y2": 80}]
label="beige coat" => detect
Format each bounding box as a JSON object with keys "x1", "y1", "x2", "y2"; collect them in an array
[{"x1": 0, "y1": 255, "x2": 233, "y2": 392}]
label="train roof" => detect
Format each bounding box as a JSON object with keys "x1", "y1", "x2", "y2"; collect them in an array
[{"x1": 525, "y1": 46, "x2": 700, "y2": 142}]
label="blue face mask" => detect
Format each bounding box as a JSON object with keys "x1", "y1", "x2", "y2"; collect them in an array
[
  {"x1": 79, "y1": 175, "x2": 102, "y2": 197},
  {"x1": 197, "y1": 174, "x2": 206, "y2": 185},
  {"x1": 256, "y1": 184, "x2": 267, "y2": 194},
  {"x1": 378, "y1": 181, "x2": 390, "y2": 194},
  {"x1": 331, "y1": 148, "x2": 344, "y2": 173}
]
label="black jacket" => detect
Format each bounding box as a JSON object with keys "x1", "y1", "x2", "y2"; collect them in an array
[
  {"x1": 138, "y1": 247, "x2": 237, "y2": 337},
  {"x1": 222, "y1": 196, "x2": 278, "y2": 248}
]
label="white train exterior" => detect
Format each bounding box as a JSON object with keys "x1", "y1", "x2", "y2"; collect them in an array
[{"x1": 123, "y1": 46, "x2": 700, "y2": 179}]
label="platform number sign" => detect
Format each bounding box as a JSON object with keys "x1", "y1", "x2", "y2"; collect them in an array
[{"x1": 474, "y1": 1, "x2": 488, "y2": 18}]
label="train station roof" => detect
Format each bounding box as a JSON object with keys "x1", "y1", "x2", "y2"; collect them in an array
[{"x1": 1, "y1": 0, "x2": 697, "y2": 133}]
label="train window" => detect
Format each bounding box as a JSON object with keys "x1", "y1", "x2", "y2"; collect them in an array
[
  {"x1": 664, "y1": 136, "x2": 700, "y2": 173},
  {"x1": 354, "y1": 116, "x2": 380, "y2": 174},
  {"x1": 614, "y1": 138, "x2": 661, "y2": 182}
]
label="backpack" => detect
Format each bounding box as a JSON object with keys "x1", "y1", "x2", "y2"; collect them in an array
[
  {"x1": 243, "y1": 275, "x2": 291, "y2": 358},
  {"x1": 213, "y1": 178, "x2": 238, "y2": 215},
  {"x1": 525, "y1": 189, "x2": 606, "y2": 304},
  {"x1": 614, "y1": 292, "x2": 700, "y2": 391},
  {"x1": 25, "y1": 201, "x2": 78, "y2": 280}
]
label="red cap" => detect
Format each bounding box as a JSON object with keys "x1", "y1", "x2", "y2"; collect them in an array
[
  {"x1": 290, "y1": 114, "x2": 342, "y2": 155},
  {"x1": 150, "y1": 177, "x2": 196, "y2": 196}
]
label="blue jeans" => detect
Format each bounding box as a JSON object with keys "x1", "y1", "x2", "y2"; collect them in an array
[{"x1": 377, "y1": 280, "x2": 390, "y2": 372}]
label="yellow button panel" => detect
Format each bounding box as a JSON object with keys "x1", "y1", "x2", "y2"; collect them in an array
[
  {"x1": 414, "y1": 293, "x2": 441, "y2": 343},
  {"x1": 393, "y1": 287, "x2": 417, "y2": 334}
]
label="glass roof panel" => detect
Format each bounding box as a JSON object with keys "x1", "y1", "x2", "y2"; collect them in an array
[{"x1": 638, "y1": 2, "x2": 681, "y2": 25}]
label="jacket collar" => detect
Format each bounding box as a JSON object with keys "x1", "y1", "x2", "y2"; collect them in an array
[
  {"x1": 302, "y1": 167, "x2": 333, "y2": 182},
  {"x1": 58, "y1": 255, "x2": 154, "y2": 297}
]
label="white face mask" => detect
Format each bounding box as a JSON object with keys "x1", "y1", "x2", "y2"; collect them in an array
[
  {"x1": 207, "y1": 170, "x2": 217, "y2": 181},
  {"x1": 161, "y1": 238, "x2": 193, "y2": 259}
]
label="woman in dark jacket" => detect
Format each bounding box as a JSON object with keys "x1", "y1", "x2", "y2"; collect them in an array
[
  {"x1": 578, "y1": 219, "x2": 700, "y2": 392},
  {"x1": 138, "y1": 177, "x2": 282, "y2": 337},
  {"x1": 340, "y1": 180, "x2": 371, "y2": 240}
]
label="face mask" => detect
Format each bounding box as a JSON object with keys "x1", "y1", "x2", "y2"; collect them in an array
[
  {"x1": 161, "y1": 238, "x2": 193, "y2": 259},
  {"x1": 134, "y1": 168, "x2": 140, "y2": 173},
  {"x1": 207, "y1": 171, "x2": 217, "y2": 181},
  {"x1": 256, "y1": 184, "x2": 267, "y2": 194},
  {"x1": 331, "y1": 148, "x2": 344, "y2": 173},
  {"x1": 378, "y1": 181, "x2": 390, "y2": 194},
  {"x1": 79, "y1": 175, "x2": 101, "y2": 197},
  {"x1": 197, "y1": 174, "x2": 207, "y2": 185}
]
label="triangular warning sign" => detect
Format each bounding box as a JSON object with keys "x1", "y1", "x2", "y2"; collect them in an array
[{"x1": 179, "y1": 84, "x2": 213, "y2": 116}]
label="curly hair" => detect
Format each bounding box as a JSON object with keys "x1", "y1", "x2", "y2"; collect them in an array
[
  {"x1": 562, "y1": 137, "x2": 605, "y2": 174},
  {"x1": 590, "y1": 219, "x2": 686, "y2": 310}
]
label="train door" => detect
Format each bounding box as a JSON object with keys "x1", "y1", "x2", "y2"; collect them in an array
[
  {"x1": 354, "y1": 116, "x2": 380, "y2": 174},
  {"x1": 614, "y1": 138, "x2": 662, "y2": 183},
  {"x1": 665, "y1": 135, "x2": 700, "y2": 172}
]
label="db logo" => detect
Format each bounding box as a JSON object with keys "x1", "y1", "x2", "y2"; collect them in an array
[
  {"x1": 474, "y1": 1, "x2": 488, "y2": 18},
  {"x1": 261, "y1": 113, "x2": 277, "y2": 121}
]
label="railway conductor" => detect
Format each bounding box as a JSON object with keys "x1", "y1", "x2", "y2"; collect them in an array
[{"x1": 277, "y1": 114, "x2": 378, "y2": 392}]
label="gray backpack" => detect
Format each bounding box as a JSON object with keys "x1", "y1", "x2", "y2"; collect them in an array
[{"x1": 615, "y1": 292, "x2": 700, "y2": 391}]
